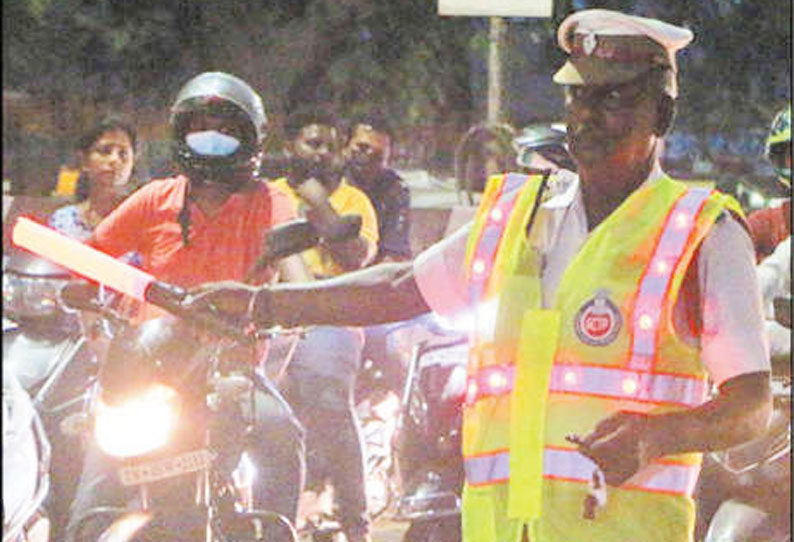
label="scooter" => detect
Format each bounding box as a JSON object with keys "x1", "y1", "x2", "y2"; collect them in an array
[
  {"x1": 700, "y1": 297, "x2": 791, "y2": 542},
  {"x1": 3, "y1": 354, "x2": 51, "y2": 542},
  {"x1": 701, "y1": 375, "x2": 791, "y2": 542},
  {"x1": 2, "y1": 250, "x2": 99, "y2": 541}
]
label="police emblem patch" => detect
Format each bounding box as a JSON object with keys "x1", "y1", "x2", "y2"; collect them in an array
[{"x1": 575, "y1": 292, "x2": 622, "y2": 346}]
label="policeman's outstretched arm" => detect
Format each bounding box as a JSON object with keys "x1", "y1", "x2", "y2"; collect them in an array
[{"x1": 186, "y1": 261, "x2": 430, "y2": 328}]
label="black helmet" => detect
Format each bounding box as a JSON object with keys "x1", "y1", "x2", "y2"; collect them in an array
[
  {"x1": 513, "y1": 124, "x2": 577, "y2": 173},
  {"x1": 170, "y1": 72, "x2": 268, "y2": 187}
]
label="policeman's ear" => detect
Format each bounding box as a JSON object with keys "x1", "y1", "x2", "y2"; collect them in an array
[{"x1": 654, "y1": 94, "x2": 676, "y2": 137}]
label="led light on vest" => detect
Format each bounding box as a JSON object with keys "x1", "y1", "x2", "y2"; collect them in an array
[
  {"x1": 563, "y1": 369, "x2": 579, "y2": 387},
  {"x1": 472, "y1": 259, "x2": 487, "y2": 275},
  {"x1": 622, "y1": 377, "x2": 639, "y2": 395},
  {"x1": 654, "y1": 259, "x2": 670, "y2": 275},
  {"x1": 185, "y1": 130, "x2": 241, "y2": 157},
  {"x1": 638, "y1": 313, "x2": 655, "y2": 331},
  {"x1": 466, "y1": 380, "x2": 479, "y2": 405},
  {"x1": 490, "y1": 207, "x2": 504, "y2": 222},
  {"x1": 488, "y1": 370, "x2": 509, "y2": 392},
  {"x1": 474, "y1": 298, "x2": 499, "y2": 338},
  {"x1": 673, "y1": 211, "x2": 691, "y2": 229}
]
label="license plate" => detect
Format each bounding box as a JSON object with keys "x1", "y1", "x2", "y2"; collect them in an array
[{"x1": 119, "y1": 449, "x2": 214, "y2": 486}]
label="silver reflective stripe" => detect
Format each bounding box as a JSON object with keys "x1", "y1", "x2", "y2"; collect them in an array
[
  {"x1": 549, "y1": 365, "x2": 708, "y2": 407},
  {"x1": 467, "y1": 363, "x2": 706, "y2": 407},
  {"x1": 629, "y1": 187, "x2": 712, "y2": 371},
  {"x1": 468, "y1": 174, "x2": 526, "y2": 305},
  {"x1": 465, "y1": 448, "x2": 699, "y2": 495},
  {"x1": 503, "y1": 172, "x2": 527, "y2": 193},
  {"x1": 464, "y1": 451, "x2": 510, "y2": 485},
  {"x1": 543, "y1": 448, "x2": 699, "y2": 495}
]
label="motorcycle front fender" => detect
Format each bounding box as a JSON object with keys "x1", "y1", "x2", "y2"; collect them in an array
[{"x1": 704, "y1": 499, "x2": 789, "y2": 542}]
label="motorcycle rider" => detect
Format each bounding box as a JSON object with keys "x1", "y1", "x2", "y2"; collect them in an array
[
  {"x1": 747, "y1": 104, "x2": 791, "y2": 261},
  {"x1": 186, "y1": 10, "x2": 773, "y2": 542},
  {"x1": 65, "y1": 71, "x2": 309, "y2": 541},
  {"x1": 753, "y1": 104, "x2": 791, "y2": 364}
]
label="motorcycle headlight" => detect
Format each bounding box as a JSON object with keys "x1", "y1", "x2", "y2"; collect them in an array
[{"x1": 95, "y1": 384, "x2": 180, "y2": 458}]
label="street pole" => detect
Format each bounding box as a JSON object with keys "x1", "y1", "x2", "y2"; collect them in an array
[{"x1": 487, "y1": 16, "x2": 506, "y2": 124}]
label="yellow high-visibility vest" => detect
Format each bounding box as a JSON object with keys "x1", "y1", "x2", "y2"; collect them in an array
[{"x1": 461, "y1": 172, "x2": 743, "y2": 542}]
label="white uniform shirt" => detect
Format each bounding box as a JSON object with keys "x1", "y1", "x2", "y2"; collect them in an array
[
  {"x1": 413, "y1": 168, "x2": 770, "y2": 386},
  {"x1": 756, "y1": 236, "x2": 791, "y2": 358}
]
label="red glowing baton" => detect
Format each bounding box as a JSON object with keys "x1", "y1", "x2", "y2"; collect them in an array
[
  {"x1": 11, "y1": 217, "x2": 250, "y2": 341},
  {"x1": 11, "y1": 216, "x2": 156, "y2": 301}
]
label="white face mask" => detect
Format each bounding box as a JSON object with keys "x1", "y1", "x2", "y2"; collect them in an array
[{"x1": 185, "y1": 130, "x2": 241, "y2": 156}]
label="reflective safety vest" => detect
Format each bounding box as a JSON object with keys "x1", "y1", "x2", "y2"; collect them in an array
[{"x1": 461, "y1": 172, "x2": 743, "y2": 542}]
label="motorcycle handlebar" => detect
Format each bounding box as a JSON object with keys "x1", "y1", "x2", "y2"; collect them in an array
[{"x1": 59, "y1": 279, "x2": 255, "y2": 344}]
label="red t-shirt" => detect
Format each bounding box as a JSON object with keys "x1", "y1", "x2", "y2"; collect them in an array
[
  {"x1": 93, "y1": 176, "x2": 297, "y2": 319},
  {"x1": 747, "y1": 199, "x2": 791, "y2": 261}
]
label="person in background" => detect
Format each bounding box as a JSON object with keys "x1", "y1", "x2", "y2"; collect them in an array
[
  {"x1": 747, "y1": 104, "x2": 791, "y2": 261},
  {"x1": 343, "y1": 114, "x2": 413, "y2": 420},
  {"x1": 269, "y1": 107, "x2": 379, "y2": 542},
  {"x1": 512, "y1": 123, "x2": 578, "y2": 174},
  {"x1": 43, "y1": 115, "x2": 138, "y2": 537},
  {"x1": 454, "y1": 122, "x2": 517, "y2": 205},
  {"x1": 751, "y1": 104, "x2": 791, "y2": 360},
  {"x1": 344, "y1": 114, "x2": 412, "y2": 263},
  {"x1": 48, "y1": 114, "x2": 137, "y2": 242},
  {"x1": 65, "y1": 72, "x2": 308, "y2": 541},
  {"x1": 186, "y1": 10, "x2": 773, "y2": 542}
]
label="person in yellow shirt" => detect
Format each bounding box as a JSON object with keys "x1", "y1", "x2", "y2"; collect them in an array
[{"x1": 269, "y1": 107, "x2": 378, "y2": 542}]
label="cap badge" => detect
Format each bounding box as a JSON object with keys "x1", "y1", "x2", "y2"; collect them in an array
[
  {"x1": 575, "y1": 291, "x2": 622, "y2": 346},
  {"x1": 582, "y1": 31, "x2": 598, "y2": 56}
]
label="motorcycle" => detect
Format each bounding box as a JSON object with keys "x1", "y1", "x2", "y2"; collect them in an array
[
  {"x1": 10, "y1": 216, "x2": 354, "y2": 542},
  {"x1": 263, "y1": 321, "x2": 404, "y2": 542},
  {"x1": 282, "y1": 314, "x2": 465, "y2": 542},
  {"x1": 2, "y1": 250, "x2": 99, "y2": 541},
  {"x1": 2, "y1": 353, "x2": 51, "y2": 542},
  {"x1": 699, "y1": 296, "x2": 791, "y2": 542},
  {"x1": 392, "y1": 319, "x2": 468, "y2": 542},
  {"x1": 66, "y1": 295, "x2": 299, "y2": 542}
]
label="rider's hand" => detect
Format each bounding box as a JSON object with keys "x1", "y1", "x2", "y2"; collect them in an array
[
  {"x1": 574, "y1": 411, "x2": 657, "y2": 487},
  {"x1": 293, "y1": 177, "x2": 331, "y2": 209}
]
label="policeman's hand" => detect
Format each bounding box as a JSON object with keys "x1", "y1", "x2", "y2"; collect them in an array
[
  {"x1": 183, "y1": 282, "x2": 259, "y2": 322},
  {"x1": 573, "y1": 411, "x2": 656, "y2": 487}
]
